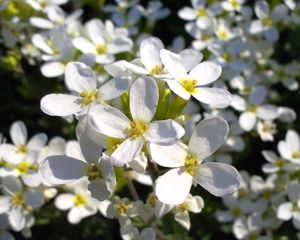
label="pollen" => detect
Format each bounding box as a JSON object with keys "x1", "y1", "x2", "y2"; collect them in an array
[
  {"x1": 242, "y1": 85, "x2": 252, "y2": 95},
  {"x1": 197, "y1": 8, "x2": 207, "y2": 17},
  {"x1": 218, "y1": 31, "x2": 229, "y2": 40},
  {"x1": 107, "y1": 138, "x2": 123, "y2": 154},
  {"x1": 184, "y1": 154, "x2": 200, "y2": 176},
  {"x1": 96, "y1": 44, "x2": 107, "y2": 54},
  {"x1": 80, "y1": 90, "x2": 98, "y2": 106},
  {"x1": 11, "y1": 192, "x2": 24, "y2": 207},
  {"x1": 73, "y1": 194, "x2": 87, "y2": 207},
  {"x1": 16, "y1": 144, "x2": 28, "y2": 154},
  {"x1": 115, "y1": 202, "x2": 129, "y2": 215},
  {"x1": 231, "y1": 206, "x2": 241, "y2": 217},
  {"x1": 149, "y1": 64, "x2": 163, "y2": 75},
  {"x1": 248, "y1": 105, "x2": 257, "y2": 113},
  {"x1": 16, "y1": 161, "x2": 30, "y2": 174},
  {"x1": 230, "y1": 0, "x2": 240, "y2": 10},
  {"x1": 86, "y1": 163, "x2": 103, "y2": 181},
  {"x1": 274, "y1": 159, "x2": 285, "y2": 168},
  {"x1": 292, "y1": 151, "x2": 300, "y2": 159},
  {"x1": 262, "y1": 17, "x2": 272, "y2": 27},
  {"x1": 128, "y1": 120, "x2": 149, "y2": 139},
  {"x1": 180, "y1": 77, "x2": 198, "y2": 94},
  {"x1": 178, "y1": 202, "x2": 189, "y2": 212}
]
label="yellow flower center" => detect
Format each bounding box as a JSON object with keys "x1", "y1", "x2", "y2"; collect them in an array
[
  {"x1": 262, "y1": 17, "x2": 272, "y2": 27},
  {"x1": 218, "y1": 31, "x2": 229, "y2": 40},
  {"x1": 231, "y1": 206, "x2": 241, "y2": 217},
  {"x1": 249, "y1": 233, "x2": 258, "y2": 240},
  {"x1": 96, "y1": 44, "x2": 107, "y2": 54},
  {"x1": 197, "y1": 8, "x2": 207, "y2": 17},
  {"x1": 292, "y1": 151, "x2": 300, "y2": 159},
  {"x1": 115, "y1": 202, "x2": 129, "y2": 215},
  {"x1": 73, "y1": 194, "x2": 87, "y2": 207},
  {"x1": 261, "y1": 123, "x2": 272, "y2": 133},
  {"x1": 86, "y1": 163, "x2": 103, "y2": 181},
  {"x1": 180, "y1": 77, "x2": 198, "y2": 94},
  {"x1": 274, "y1": 159, "x2": 285, "y2": 168},
  {"x1": 149, "y1": 64, "x2": 163, "y2": 75},
  {"x1": 262, "y1": 190, "x2": 271, "y2": 200},
  {"x1": 107, "y1": 138, "x2": 123, "y2": 154},
  {"x1": 80, "y1": 90, "x2": 98, "y2": 106},
  {"x1": 16, "y1": 161, "x2": 30, "y2": 174},
  {"x1": 147, "y1": 195, "x2": 157, "y2": 208},
  {"x1": 11, "y1": 192, "x2": 24, "y2": 207},
  {"x1": 230, "y1": 0, "x2": 240, "y2": 10},
  {"x1": 16, "y1": 144, "x2": 28, "y2": 154},
  {"x1": 248, "y1": 105, "x2": 257, "y2": 113},
  {"x1": 242, "y1": 85, "x2": 252, "y2": 95},
  {"x1": 128, "y1": 120, "x2": 149, "y2": 139},
  {"x1": 184, "y1": 154, "x2": 199, "y2": 176},
  {"x1": 277, "y1": 69, "x2": 285, "y2": 79},
  {"x1": 178, "y1": 202, "x2": 189, "y2": 212},
  {"x1": 222, "y1": 52, "x2": 232, "y2": 62}
]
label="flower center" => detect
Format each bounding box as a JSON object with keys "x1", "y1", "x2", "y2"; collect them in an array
[
  {"x1": 178, "y1": 202, "x2": 189, "y2": 212},
  {"x1": 262, "y1": 17, "x2": 272, "y2": 27},
  {"x1": 231, "y1": 206, "x2": 241, "y2": 217},
  {"x1": 274, "y1": 159, "x2": 285, "y2": 168},
  {"x1": 128, "y1": 120, "x2": 149, "y2": 139},
  {"x1": 197, "y1": 8, "x2": 207, "y2": 17},
  {"x1": 107, "y1": 137, "x2": 123, "y2": 154},
  {"x1": 242, "y1": 85, "x2": 252, "y2": 95},
  {"x1": 16, "y1": 144, "x2": 28, "y2": 154},
  {"x1": 149, "y1": 64, "x2": 163, "y2": 75},
  {"x1": 16, "y1": 161, "x2": 30, "y2": 174},
  {"x1": 222, "y1": 52, "x2": 232, "y2": 62},
  {"x1": 73, "y1": 194, "x2": 87, "y2": 207},
  {"x1": 147, "y1": 195, "x2": 157, "y2": 208},
  {"x1": 115, "y1": 202, "x2": 129, "y2": 215},
  {"x1": 218, "y1": 31, "x2": 229, "y2": 40},
  {"x1": 230, "y1": 0, "x2": 240, "y2": 10},
  {"x1": 86, "y1": 163, "x2": 103, "y2": 181},
  {"x1": 11, "y1": 192, "x2": 24, "y2": 207},
  {"x1": 277, "y1": 69, "x2": 285, "y2": 79},
  {"x1": 96, "y1": 44, "x2": 107, "y2": 54},
  {"x1": 248, "y1": 105, "x2": 257, "y2": 113},
  {"x1": 184, "y1": 154, "x2": 199, "y2": 176},
  {"x1": 180, "y1": 77, "x2": 198, "y2": 94},
  {"x1": 80, "y1": 90, "x2": 98, "y2": 106},
  {"x1": 292, "y1": 151, "x2": 300, "y2": 159}
]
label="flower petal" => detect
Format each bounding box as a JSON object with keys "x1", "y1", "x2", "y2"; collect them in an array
[
  {"x1": 40, "y1": 94, "x2": 82, "y2": 116},
  {"x1": 188, "y1": 116, "x2": 229, "y2": 160},
  {"x1": 148, "y1": 142, "x2": 186, "y2": 168},
  {"x1": 39, "y1": 155, "x2": 86, "y2": 185},
  {"x1": 178, "y1": 48, "x2": 203, "y2": 72},
  {"x1": 10, "y1": 121, "x2": 27, "y2": 146},
  {"x1": 155, "y1": 168, "x2": 193, "y2": 205},
  {"x1": 192, "y1": 87, "x2": 232, "y2": 108},
  {"x1": 145, "y1": 120, "x2": 185, "y2": 145},
  {"x1": 239, "y1": 112, "x2": 256, "y2": 132},
  {"x1": 194, "y1": 162, "x2": 240, "y2": 197},
  {"x1": 55, "y1": 193, "x2": 75, "y2": 210},
  {"x1": 130, "y1": 76, "x2": 158, "y2": 122},
  {"x1": 65, "y1": 62, "x2": 97, "y2": 93},
  {"x1": 99, "y1": 76, "x2": 131, "y2": 101},
  {"x1": 188, "y1": 61, "x2": 222, "y2": 86},
  {"x1": 89, "y1": 104, "x2": 130, "y2": 139}
]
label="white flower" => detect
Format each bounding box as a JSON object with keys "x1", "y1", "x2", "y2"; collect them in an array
[
  {"x1": 150, "y1": 116, "x2": 240, "y2": 204},
  {"x1": 88, "y1": 76, "x2": 185, "y2": 166},
  {"x1": 41, "y1": 61, "x2": 131, "y2": 117},
  {"x1": 39, "y1": 140, "x2": 116, "y2": 201},
  {"x1": 261, "y1": 150, "x2": 292, "y2": 174},
  {"x1": 54, "y1": 179, "x2": 98, "y2": 224},
  {"x1": 278, "y1": 130, "x2": 300, "y2": 164},
  {"x1": 160, "y1": 49, "x2": 232, "y2": 108}
]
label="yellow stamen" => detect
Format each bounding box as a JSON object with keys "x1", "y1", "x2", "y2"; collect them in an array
[
  {"x1": 262, "y1": 17, "x2": 272, "y2": 27},
  {"x1": 80, "y1": 90, "x2": 98, "y2": 106},
  {"x1": 86, "y1": 163, "x2": 103, "y2": 181},
  {"x1": 231, "y1": 206, "x2": 241, "y2": 217},
  {"x1": 11, "y1": 192, "x2": 24, "y2": 207},
  {"x1": 184, "y1": 154, "x2": 199, "y2": 176},
  {"x1": 107, "y1": 138, "x2": 123, "y2": 154},
  {"x1": 197, "y1": 8, "x2": 207, "y2": 17},
  {"x1": 178, "y1": 202, "x2": 189, "y2": 212},
  {"x1": 292, "y1": 151, "x2": 300, "y2": 159},
  {"x1": 180, "y1": 77, "x2": 198, "y2": 94},
  {"x1": 73, "y1": 194, "x2": 87, "y2": 207},
  {"x1": 230, "y1": 0, "x2": 240, "y2": 10},
  {"x1": 248, "y1": 105, "x2": 257, "y2": 113},
  {"x1": 16, "y1": 161, "x2": 30, "y2": 174},
  {"x1": 149, "y1": 64, "x2": 163, "y2": 75},
  {"x1": 127, "y1": 120, "x2": 149, "y2": 139},
  {"x1": 115, "y1": 202, "x2": 129, "y2": 215},
  {"x1": 16, "y1": 144, "x2": 28, "y2": 154},
  {"x1": 96, "y1": 44, "x2": 107, "y2": 54}
]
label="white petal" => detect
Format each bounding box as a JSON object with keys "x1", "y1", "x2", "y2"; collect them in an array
[
  {"x1": 278, "y1": 141, "x2": 291, "y2": 160},
  {"x1": 239, "y1": 112, "x2": 256, "y2": 131},
  {"x1": 194, "y1": 162, "x2": 240, "y2": 197},
  {"x1": 10, "y1": 121, "x2": 27, "y2": 146},
  {"x1": 41, "y1": 62, "x2": 65, "y2": 78},
  {"x1": 40, "y1": 94, "x2": 82, "y2": 116},
  {"x1": 39, "y1": 155, "x2": 86, "y2": 185},
  {"x1": 167, "y1": 80, "x2": 191, "y2": 100},
  {"x1": 68, "y1": 207, "x2": 82, "y2": 224},
  {"x1": 188, "y1": 116, "x2": 229, "y2": 160},
  {"x1": 31, "y1": 34, "x2": 53, "y2": 54},
  {"x1": 257, "y1": 105, "x2": 279, "y2": 120},
  {"x1": 85, "y1": 19, "x2": 105, "y2": 45},
  {"x1": 277, "y1": 202, "x2": 293, "y2": 220},
  {"x1": 286, "y1": 130, "x2": 300, "y2": 151},
  {"x1": 9, "y1": 208, "x2": 26, "y2": 231},
  {"x1": 98, "y1": 76, "x2": 131, "y2": 101},
  {"x1": 27, "y1": 133, "x2": 48, "y2": 151},
  {"x1": 160, "y1": 49, "x2": 187, "y2": 80},
  {"x1": 192, "y1": 87, "x2": 232, "y2": 108},
  {"x1": 148, "y1": 142, "x2": 186, "y2": 168},
  {"x1": 88, "y1": 180, "x2": 111, "y2": 201},
  {"x1": 54, "y1": 193, "x2": 75, "y2": 210},
  {"x1": 155, "y1": 168, "x2": 193, "y2": 205},
  {"x1": 72, "y1": 37, "x2": 96, "y2": 54},
  {"x1": 261, "y1": 150, "x2": 278, "y2": 163},
  {"x1": 30, "y1": 17, "x2": 53, "y2": 29},
  {"x1": 25, "y1": 190, "x2": 44, "y2": 208},
  {"x1": 130, "y1": 76, "x2": 158, "y2": 122},
  {"x1": 0, "y1": 196, "x2": 10, "y2": 214},
  {"x1": 178, "y1": 48, "x2": 203, "y2": 72},
  {"x1": 111, "y1": 137, "x2": 143, "y2": 166},
  {"x1": 89, "y1": 104, "x2": 130, "y2": 139},
  {"x1": 65, "y1": 62, "x2": 97, "y2": 93},
  {"x1": 2, "y1": 176, "x2": 22, "y2": 194},
  {"x1": 255, "y1": 0, "x2": 269, "y2": 19},
  {"x1": 188, "y1": 61, "x2": 222, "y2": 86},
  {"x1": 140, "y1": 37, "x2": 164, "y2": 72},
  {"x1": 174, "y1": 211, "x2": 190, "y2": 230},
  {"x1": 178, "y1": 7, "x2": 197, "y2": 20},
  {"x1": 145, "y1": 120, "x2": 185, "y2": 145},
  {"x1": 249, "y1": 20, "x2": 264, "y2": 34},
  {"x1": 249, "y1": 86, "x2": 267, "y2": 105},
  {"x1": 233, "y1": 217, "x2": 248, "y2": 239}
]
